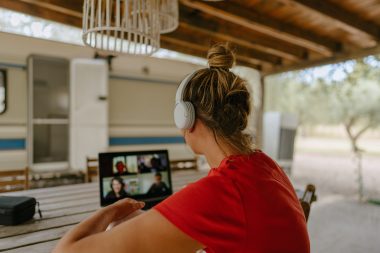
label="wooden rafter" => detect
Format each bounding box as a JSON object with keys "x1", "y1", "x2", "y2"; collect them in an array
[
  {"x1": 19, "y1": 0, "x2": 84, "y2": 13},
  {"x1": 0, "y1": 0, "x2": 82, "y2": 27},
  {"x1": 265, "y1": 44, "x2": 380, "y2": 76},
  {"x1": 19, "y1": 0, "x2": 82, "y2": 18},
  {"x1": 160, "y1": 37, "x2": 262, "y2": 70},
  {"x1": 180, "y1": 0, "x2": 341, "y2": 56},
  {"x1": 289, "y1": 0, "x2": 380, "y2": 40},
  {"x1": 179, "y1": 6, "x2": 307, "y2": 61},
  {"x1": 163, "y1": 24, "x2": 282, "y2": 65}
]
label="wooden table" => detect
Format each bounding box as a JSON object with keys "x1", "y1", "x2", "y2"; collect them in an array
[{"x1": 0, "y1": 170, "x2": 208, "y2": 253}]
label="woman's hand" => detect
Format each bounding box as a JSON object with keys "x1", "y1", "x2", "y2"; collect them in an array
[{"x1": 104, "y1": 198, "x2": 145, "y2": 222}]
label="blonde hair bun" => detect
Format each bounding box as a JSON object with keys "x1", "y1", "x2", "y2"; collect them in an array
[{"x1": 207, "y1": 43, "x2": 235, "y2": 69}]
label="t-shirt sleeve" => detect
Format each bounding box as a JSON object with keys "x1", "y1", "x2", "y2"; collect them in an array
[{"x1": 154, "y1": 175, "x2": 246, "y2": 252}]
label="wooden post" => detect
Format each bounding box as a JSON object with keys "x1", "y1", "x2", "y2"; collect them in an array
[
  {"x1": 25, "y1": 167, "x2": 29, "y2": 189},
  {"x1": 255, "y1": 75, "x2": 265, "y2": 149}
]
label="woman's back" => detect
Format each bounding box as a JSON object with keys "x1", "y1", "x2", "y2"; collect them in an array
[
  {"x1": 226, "y1": 151, "x2": 309, "y2": 252},
  {"x1": 155, "y1": 151, "x2": 309, "y2": 253}
]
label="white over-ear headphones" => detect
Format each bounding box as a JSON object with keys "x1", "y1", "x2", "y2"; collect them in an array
[{"x1": 174, "y1": 71, "x2": 198, "y2": 129}]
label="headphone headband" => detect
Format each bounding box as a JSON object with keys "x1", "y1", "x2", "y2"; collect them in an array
[
  {"x1": 175, "y1": 71, "x2": 198, "y2": 102},
  {"x1": 174, "y1": 70, "x2": 198, "y2": 129}
]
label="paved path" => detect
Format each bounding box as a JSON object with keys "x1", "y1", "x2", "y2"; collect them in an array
[
  {"x1": 307, "y1": 195, "x2": 380, "y2": 253},
  {"x1": 291, "y1": 152, "x2": 380, "y2": 253}
]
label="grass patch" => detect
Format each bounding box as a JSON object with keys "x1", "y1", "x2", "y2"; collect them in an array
[{"x1": 368, "y1": 199, "x2": 380, "y2": 206}]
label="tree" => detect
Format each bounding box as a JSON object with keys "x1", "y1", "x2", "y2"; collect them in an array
[
  {"x1": 323, "y1": 60, "x2": 380, "y2": 200},
  {"x1": 266, "y1": 56, "x2": 380, "y2": 201}
]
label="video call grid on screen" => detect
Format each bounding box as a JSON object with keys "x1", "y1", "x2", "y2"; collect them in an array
[{"x1": 99, "y1": 150, "x2": 173, "y2": 206}]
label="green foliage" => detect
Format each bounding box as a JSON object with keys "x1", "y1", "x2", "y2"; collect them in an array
[{"x1": 267, "y1": 56, "x2": 380, "y2": 134}]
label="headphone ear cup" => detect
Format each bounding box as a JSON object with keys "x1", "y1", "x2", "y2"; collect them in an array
[
  {"x1": 184, "y1": 102, "x2": 195, "y2": 129},
  {"x1": 174, "y1": 101, "x2": 195, "y2": 129}
]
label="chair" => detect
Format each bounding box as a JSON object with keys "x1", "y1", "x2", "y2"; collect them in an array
[
  {"x1": 0, "y1": 167, "x2": 29, "y2": 193},
  {"x1": 170, "y1": 158, "x2": 198, "y2": 171},
  {"x1": 299, "y1": 184, "x2": 317, "y2": 222},
  {"x1": 86, "y1": 157, "x2": 98, "y2": 183}
]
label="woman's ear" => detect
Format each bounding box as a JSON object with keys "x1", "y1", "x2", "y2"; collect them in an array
[{"x1": 188, "y1": 118, "x2": 199, "y2": 133}]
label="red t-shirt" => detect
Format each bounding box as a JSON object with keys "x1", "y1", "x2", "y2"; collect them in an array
[{"x1": 154, "y1": 151, "x2": 310, "y2": 253}]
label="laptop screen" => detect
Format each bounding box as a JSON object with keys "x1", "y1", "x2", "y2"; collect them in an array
[{"x1": 98, "y1": 150, "x2": 172, "y2": 206}]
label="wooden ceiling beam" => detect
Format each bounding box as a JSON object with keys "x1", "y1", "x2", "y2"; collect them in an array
[
  {"x1": 19, "y1": 0, "x2": 82, "y2": 18},
  {"x1": 264, "y1": 45, "x2": 380, "y2": 76},
  {"x1": 163, "y1": 25, "x2": 282, "y2": 65},
  {"x1": 0, "y1": 0, "x2": 82, "y2": 27},
  {"x1": 160, "y1": 37, "x2": 262, "y2": 71},
  {"x1": 180, "y1": 0, "x2": 341, "y2": 56},
  {"x1": 289, "y1": 0, "x2": 380, "y2": 40},
  {"x1": 179, "y1": 6, "x2": 307, "y2": 61}
]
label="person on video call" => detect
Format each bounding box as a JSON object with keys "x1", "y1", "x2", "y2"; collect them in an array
[
  {"x1": 114, "y1": 161, "x2": 127, "y2": 176},
  {"x1": 147, "y1": 172, "x2": 169, "y2": 197},
  {"x1": 137, "y1": 159, "x2": 151, "y2": 174},
  {"x1": 138, "y1": 157, "x2": 163, "y2": 173},
  {"x1": 54, "y1": 44, "x2": 309, "y2": 253},
  {"x1": 105, "y1": 177, "x2": 129, "y2": 201},
  {"x1": 149, "y1": 157, "x2": 163, "y2": 173}
]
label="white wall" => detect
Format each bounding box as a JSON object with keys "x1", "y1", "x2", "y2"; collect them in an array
[{"x1": 109, "y1": 78, "x2": 177, "y2": 126}]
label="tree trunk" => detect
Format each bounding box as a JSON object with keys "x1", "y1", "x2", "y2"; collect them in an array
[
  {"x1": 353, "y1": 151, "x2": 364, "y2": 201},
  {"x1": 344, "y1": 122, "x2": 369, "y2": 201}
]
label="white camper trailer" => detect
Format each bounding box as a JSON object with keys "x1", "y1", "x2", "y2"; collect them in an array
[{"x1": 0, "y1": 32, "x2": 261, "y2": 175}]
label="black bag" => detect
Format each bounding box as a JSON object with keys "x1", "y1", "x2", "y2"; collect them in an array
[{"x1": 0, "y1": 196, "x2": 42, "y2": 225}]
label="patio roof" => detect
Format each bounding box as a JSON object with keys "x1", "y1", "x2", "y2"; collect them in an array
[{"x1": 1, "y1": 0, "x2": 380, "y2": 75}]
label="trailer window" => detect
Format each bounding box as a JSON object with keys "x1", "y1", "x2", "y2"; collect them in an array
[{"x1": 0, "y1": 69, "x2": 6, "y2": 114}]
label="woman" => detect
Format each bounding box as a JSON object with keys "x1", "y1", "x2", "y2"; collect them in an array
[
  {"x1": 53, "y1": 44, "x2": 309, "y2": 253},
  {"x1": 105, "y1": 177, "x2": 129, "y2": 201}
]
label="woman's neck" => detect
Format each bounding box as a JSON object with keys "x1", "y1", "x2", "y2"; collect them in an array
[{"x1": 203, "y1": 138, "x2": 240, "y2": 168}]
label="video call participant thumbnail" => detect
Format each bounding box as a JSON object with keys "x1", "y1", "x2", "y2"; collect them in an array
[
  {"x1": 147, "y1": 172, "x2": 169, "y2": 197},
  {"x1": 105, "y1": 177, "x2": 130, "y2": 201}
]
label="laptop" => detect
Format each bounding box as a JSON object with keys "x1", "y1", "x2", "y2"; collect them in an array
[{"x1": 98, "y1": 150, "x2": 173, "y2": 209}]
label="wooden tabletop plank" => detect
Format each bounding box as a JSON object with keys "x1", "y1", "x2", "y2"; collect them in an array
[
  {"x1": 0, "y1": 212, "x2": 92, "y2": 238},
  {"x1": 26, "y1": 186, "x2": 97, "y2": 200},
  {"x1": 0, "y1": 225, "x2": 75, "y2": 251},
  {"x1": 1, "y1": 240, "x2": 59, "y2": 253},
  {"x1": 36, "y1": 203, "x2": 99, "y2": 220},
  {"x1": 39, "y1": 197, "x2": 98, "y2": 212},
  {"x1": 38, "y1": 192, "x2": 99, "y2": 205},
  {"x1": 1, "y1": 183, "x2": 96, "y2": 197}
]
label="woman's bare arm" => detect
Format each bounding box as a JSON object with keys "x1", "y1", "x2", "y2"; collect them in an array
[{"x1": 52, "y1": 199, "x2": 204, "y2": 253}]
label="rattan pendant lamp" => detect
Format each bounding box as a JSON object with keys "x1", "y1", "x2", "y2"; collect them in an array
[
  {"x1": 82, "y1": 0, "x2": 160, "y2": 55},
  {"x1": 158, "y1": 0, "x2": 179, "y2": 34}
]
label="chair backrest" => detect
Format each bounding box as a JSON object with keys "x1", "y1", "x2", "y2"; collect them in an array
[
  {"x1": 86, "y1": 157, "x2": 99, "y2": 183},
  {"x1": 170, "y1": 158, "x2": 198, "y2": 171},
  {"x1": 0, "y1": 167, "x2": 29, "y2": 193},
  {"x1": 299, "y1": 184, "x2": 317, "y2": 222}
]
